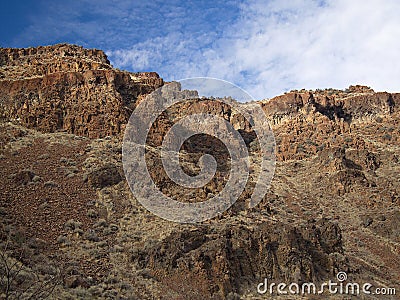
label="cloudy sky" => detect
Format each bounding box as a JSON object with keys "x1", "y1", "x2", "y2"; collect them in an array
[{"x1": 1, "y1": 0, "x2": 399, "y2": 99}]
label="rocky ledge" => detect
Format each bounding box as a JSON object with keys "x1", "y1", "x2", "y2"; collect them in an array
[{"x1": 0, "y1": 44, "x2": 163, "y2": 138}]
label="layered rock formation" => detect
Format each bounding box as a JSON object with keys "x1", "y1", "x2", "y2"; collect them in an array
[
  {"x1": 260, "y1": 89, "x2": 399, "y2": 161},
  {"x1": 0, "y1": 44, "x2": 163, "y2": 138},
  {"x1": 0, "y1": 44, "x2": 111, "y2": 80}
]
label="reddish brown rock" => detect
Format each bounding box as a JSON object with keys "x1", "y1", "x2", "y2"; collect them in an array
[
  {"x1": 0, "y1": 44, "x2": 163, "y2": 138},
  {"x1": 135, "y1": 218, "x2": 345, "y2": 298},
  {"x1": 0, "y1": 44, "x2": 399, "y2": 300},
  {"x1": 0, "y1": 43, "x2": 111, "y2": 80}
]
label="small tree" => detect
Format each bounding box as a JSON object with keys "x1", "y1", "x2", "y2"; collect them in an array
[{"x1": 0, "y1": 238, "x2": 63, "y2": 299}]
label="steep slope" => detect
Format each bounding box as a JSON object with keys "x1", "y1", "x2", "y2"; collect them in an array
[{"x1": 0, "y1": 45, "x2": 399, "y2": 299}]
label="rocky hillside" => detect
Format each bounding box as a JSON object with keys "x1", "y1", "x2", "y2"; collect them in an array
[{"x1": 0, "y1": 45, "x2": 399, "y2": 299}]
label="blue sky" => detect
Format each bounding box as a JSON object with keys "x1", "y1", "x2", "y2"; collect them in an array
[{"x1": 1, "y1": 0, "x2": 400, "y2": 99}]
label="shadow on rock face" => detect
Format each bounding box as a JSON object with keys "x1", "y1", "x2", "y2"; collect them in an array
[{"x1": 132, "y1": 218, "x2": 346, "y2": 299}]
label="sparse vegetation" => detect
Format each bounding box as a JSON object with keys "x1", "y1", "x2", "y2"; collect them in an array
[
  {"x1": 0, "y1": 44, "x2": 399, "y2": 299},
  {"x1": 0, "y1": 237, "x2": 63, "y2": 299}
]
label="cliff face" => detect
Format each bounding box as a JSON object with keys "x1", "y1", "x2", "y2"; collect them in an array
[
  {"x1": 259, "y1": 89, "x2": 399, "y2": 161},
  {"x1": 0, "y1": 44, "x2": 163, "y2": 138},
  {"x1": 1, "y1": 44, "x2": 399, "y2": 146},
  {"x1": 262, "y1": 89, "x2": 397, "y2": 122},
  {"x1": 0, "y1": 44, "x2": 111, "y2": 80}
]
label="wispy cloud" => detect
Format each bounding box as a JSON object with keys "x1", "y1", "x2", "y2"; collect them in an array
[
  {"x1": 215, "y1": 0, "x2": 400, "y2": 98},
  {"x1": 109, "y1": 0, "x2": 400, "y2": 99},
  {"x1": 14, "y1": 0, "x2": 240, "y2": 50}
]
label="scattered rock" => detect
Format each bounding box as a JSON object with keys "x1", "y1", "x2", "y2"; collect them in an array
[
  {"x1": 38, "y1": 153, "x2": 50, "y2": 159},
  {"x1": 94, "y1": 219, "x2": 108, "y2": 228},
  {"x1": 57, "y1": 235, "x2": 70, "y2": 245},
  {"x1": 109, "y1": 224, "x2": 119, "y2": 232}
]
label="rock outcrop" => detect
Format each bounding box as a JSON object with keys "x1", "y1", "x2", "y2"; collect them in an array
[
  {"x1": 259, "y1": 88, "x2": 399, "y2": 161},
  {"x1": 0, "y1": 44, "x2": 111, "y2": 80},
  {"x1": 0, "y1": 44, "x2": 163, "y2": 138},
  {"x1": 134, "y1": 218, "x2": 345, "y2": 298}
]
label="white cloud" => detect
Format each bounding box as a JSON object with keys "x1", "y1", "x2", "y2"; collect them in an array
[
  {"x1": 107, "y1": 30, "x2": 221, "y2": 81},
  {"x1": 109, "y1": 0, "x2": 400, "y2": 99},
  {"x1": 206, "y1": 0, "x2": 400, "y2": 99}
]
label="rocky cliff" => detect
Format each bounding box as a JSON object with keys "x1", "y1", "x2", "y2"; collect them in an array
[{"x1": 0, "y1": 44, "x2": 163, "y2": 138}]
